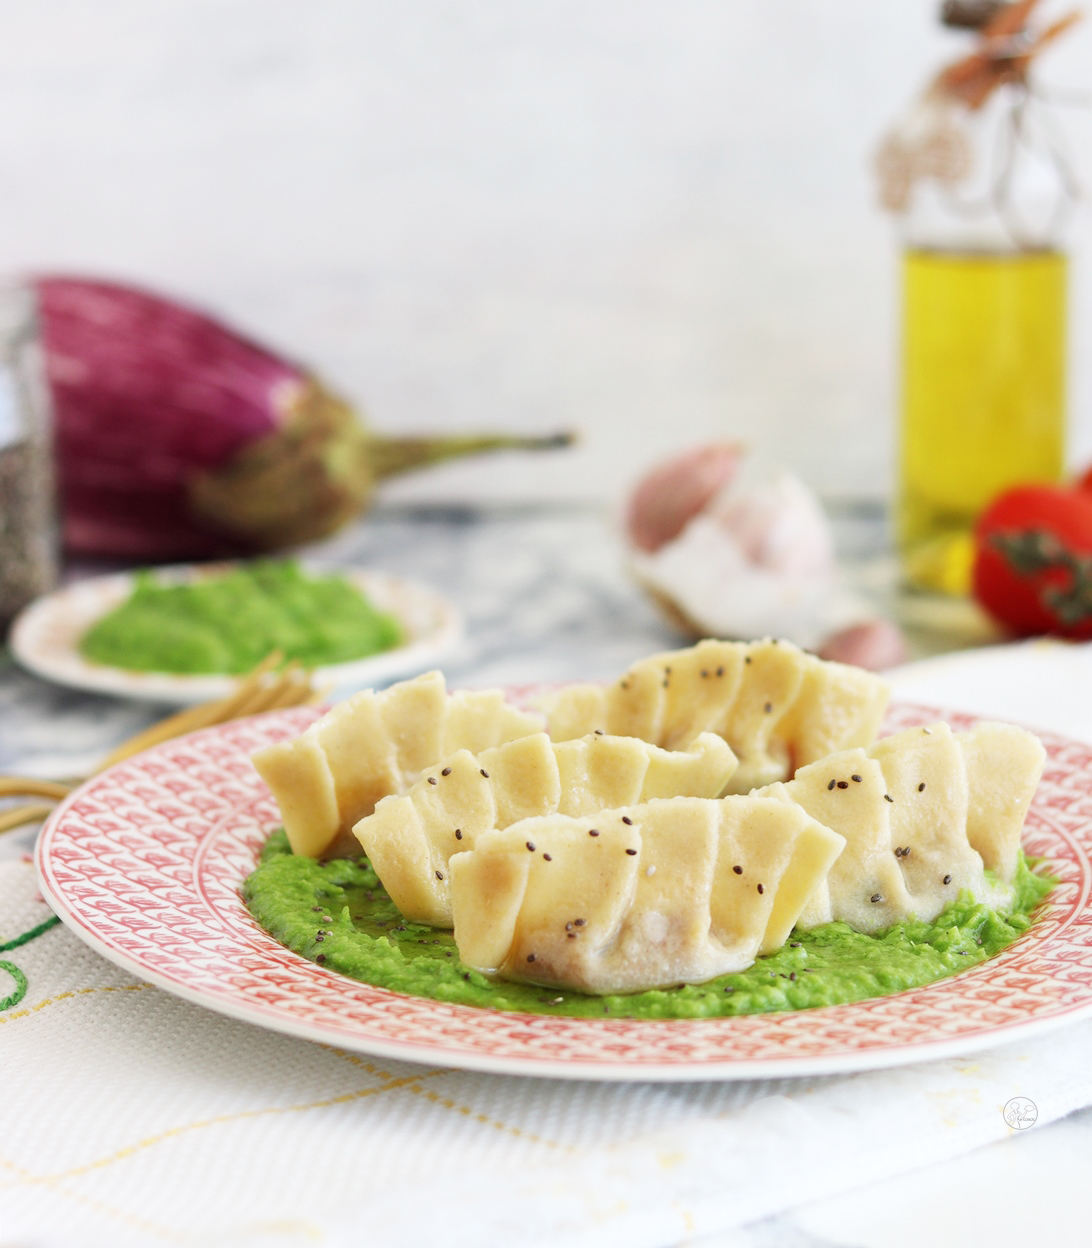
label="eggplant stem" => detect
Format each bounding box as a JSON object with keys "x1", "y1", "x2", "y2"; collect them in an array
[{"x1": 366, "y1": 431, "x2": 575, "y2": 481}]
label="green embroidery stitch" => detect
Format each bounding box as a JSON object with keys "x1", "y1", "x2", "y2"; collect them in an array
[
  {"x1": 0, "y1": 960, "x2": 28, "y2": 1011},
  {"x1": 0, "y1": 914, "x2": 60, "y2": 953},
  {"x1": 0, "y1": 913, "x2": 61, "y2": 1012}
]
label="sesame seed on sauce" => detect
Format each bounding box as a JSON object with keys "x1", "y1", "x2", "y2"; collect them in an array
[
  {"x1": 757, "y1": 883, "x2": 765, "y2": 894},
  {"x1": 543, "y1": 853, "x2": 552, "y2": 861},
  {"x1": 828, "y1": 779, "x2": 836, "y2": 790},
  {"x1": 870, "y1": 893, "x2": 883, "y2": 903},
  {"x1": 646, "y1": 864, "x2": 656, "y2": 877},
  {"x1": 622, "y1": 816, "x2": 633, "y2": 825},
  {"x1": 588, "y1": 829, "x2": 599, "y2": 837},
  {"x1": 732, "y1": 865, "x2": 743, "y2": 875},
  {"x1": 527, "y1": 953, "x2": 537, "y2": 963},
  {"x1": 526, "y1": 841, "x2": 536, "y2": 851},
  {"x1": 884, "y1": 794, "x2": 894, "y2": 803},
  {"x1": 836, "y1": 780, "x2": 849, "y2": 789},
  {"x1": 943, "y1": 874, "x2": 952, "y2": 885},
  {"x1": 435, "y1": 870, "x2": 444, "y2": 880},
  {"x1": 427, "y1": 777, "x2": 438, "y2": 785},
  {"x1": 455, "y1": 829, "x2": 463, "y2": 840},
  {"x1": 574, "y1": 918, "x2": 585, "y2": 926},
  {"x1": 480, "y1": 769, "x2": 489, "y2": 778},
  {"x1": 594, "y1": 729, "x2": 604, "y2": 735},
  {"x1": 626, "y1": 848, "x2": 638, "y2": 856},
  {"x1": 316, "y1": 954, "x2": 327, "y2": 964},
  {"x1": 442, "y1": 767, "x2": 452, "y2": 776},
  {"x1": 918, "y1": 782, "x2": 926, "y2": 792},
  {"x1": 851, "y1": 775, "x2": 862, "y2": 783}
]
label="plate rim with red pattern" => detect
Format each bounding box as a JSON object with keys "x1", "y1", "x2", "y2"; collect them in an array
[{"x1": 34, "y1": 701, "x2": 1092, "y2": 1081}]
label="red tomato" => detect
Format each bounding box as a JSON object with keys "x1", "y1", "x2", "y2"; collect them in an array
[{"x1": 972, "y1": 485, "x2": 1092, "y2": 639}]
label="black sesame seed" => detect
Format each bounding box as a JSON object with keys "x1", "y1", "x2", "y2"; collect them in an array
[
  {"x1": 442, "y1": 767, "x2": 452, "y2": 776},
  {"x1": 588, "y1": 829, "x2": 599, "y2": 837},
  {"x1": 567, "y1": 932, "x2": 576, "y2": 938},
  {"x1": 701, "y1": 669, "x2": 708, "y2": 678},
  {"x1": 757, "y1": 883, "x2": 764, "y2": 894},
  {"x1": 574, "y1": 918, "x2": 585, "y2": 926},
  {"x1": 435, "y1": 870, "x2": 444, "y2": 880},
  {"x1": 918, "y1": 782, "x2": 926, "y2": 792},
  {"x1": 594, "y1": 729, "x2": 604, "y2": 735},
  {"x1": 884, "y1": 794, "x2": 894, "y2": 803},
  {"x1": 790, "y1": 941, "x2": 801, "y2": 947},
  {"x1": 789, "y1": 972, "x2": 797, "y2": 981},
  {"x1": 944, "y1": 874, "x2": 952, "y2": 885},
  {"x1": 427, "y1": 777, "x2": 438, "y2": 785},
  {"x1": 463, "y1": 972, "x2": 471, "y2": 980},
  {"x1": 662, "y1": 678, "x2": 669, "y2": 688},
  {"x1": 527, "y1": 953, "x2": 537, "y2": 963},
  {"x1": 851, "y1": 774, "x2": 862, "y2": 783},
  {"x1": 311, "y1": 906, "x2": 323, "y2": 912},
  {"x1": 315, "y1": 934, "x2": 325, "y2": 942},
  {"x1": 526, "y1": 841, "x2": 536, "y2": 852},
  {"x1": 836, "y1": 780, "x2": 849, "y2": 789},
  {"x1": 871, "y1": 893, "x2": 883, "y2": 903},
  {"x1": 744, "y1": 656, "x2": 752, "y2": 665},
  {"x1": 480, "y1": 769, "x2": 489, "y2": 778},
  {"x1": 455, "y1": 829, "x2": 463, "y2": 840},
  {"x1": 764, "y1": 702, "x2": 773, "y2": 714},
  {"x1": 828, "y1": 779, "x2": 837, "y2": 790},
  {"x1": 733, "y1": 865, "x2": 743, "y2": 875},
  {"x1": 543, "y1": 853, "x2": 552, "y2": 861},
  {"x1": 316, "y1": 954, "x2": 327, "y2": 964},
  {"x1": 622, "y1": 816, "x2": 633, "y2": 825},
  {"x1": 716, "y1": 666, "x2": 725, "y2": 676},
  {"x1": 625, "y1": 848, "x2": 638, "y2": 856}
]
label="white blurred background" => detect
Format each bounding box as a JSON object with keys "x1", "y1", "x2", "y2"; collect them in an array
[{"x1": 2, "y1": 0, "x2": 1088, "y2": 506}]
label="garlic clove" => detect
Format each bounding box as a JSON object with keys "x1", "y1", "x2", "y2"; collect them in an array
[{"x1": 625, "y1": 443, "x2": 743, "y2": 554}]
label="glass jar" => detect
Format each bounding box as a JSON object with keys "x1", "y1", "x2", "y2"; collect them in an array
[{"x1": 0, "y1": 282, "x2": 57, "y2": 628}]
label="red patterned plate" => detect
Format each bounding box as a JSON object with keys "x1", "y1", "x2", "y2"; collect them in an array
[{"x1": 34, "y1": 703, "x2": 1092, "y2": 1081}]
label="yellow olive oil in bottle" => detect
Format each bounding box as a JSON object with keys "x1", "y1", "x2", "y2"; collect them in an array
[{"x1": 897, "y1": 247, "x2": 1067, "y2": 595}]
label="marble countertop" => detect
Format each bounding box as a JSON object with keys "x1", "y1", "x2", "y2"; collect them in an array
[{"x1": 3, "y1": 502, "x2": 1089, "y2": 1248}]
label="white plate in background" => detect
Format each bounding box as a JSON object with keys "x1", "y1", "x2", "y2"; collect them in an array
[{"x1": 10, "y1": 562, "x2": 462, "y2": 704}]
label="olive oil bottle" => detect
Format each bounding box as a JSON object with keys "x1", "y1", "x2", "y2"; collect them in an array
[{"x1": 897, "y1": 247, "x2": 1066, "y2": 595}]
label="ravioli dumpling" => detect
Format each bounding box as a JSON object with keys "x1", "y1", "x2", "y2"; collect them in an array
[
  {"x1": 762, "y1": 720, "x2": 1045, "y2": 934},
  {"x1": 449, "y1": 795, "x2": 845, "y2": 994},
  {"x1": 535, "y1": 638, "x2": 888, "y2": 793},
  {"x1": 251, "y1": 671, "x2": 543, "y2": 858},
  {"x1": 352, "y1": 731, "x2": 738, "y2": 925}
]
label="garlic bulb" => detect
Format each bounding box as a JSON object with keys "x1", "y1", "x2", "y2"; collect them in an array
[{"x1": 629, "y1": 465, "x2": 838, "y2": 648}]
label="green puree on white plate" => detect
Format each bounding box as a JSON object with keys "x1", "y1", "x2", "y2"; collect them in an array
[
  {"x1": 79, "y1": 560, "x2": 402, "y2": 674},
  {"x1": 243, "y1": 829, "x2": 1055, "y2": 1019}
]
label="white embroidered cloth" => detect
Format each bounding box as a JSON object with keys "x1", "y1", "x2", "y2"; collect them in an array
[{"x1": 5, "y1": 639, "x2": 1092, "y2": 1248}]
